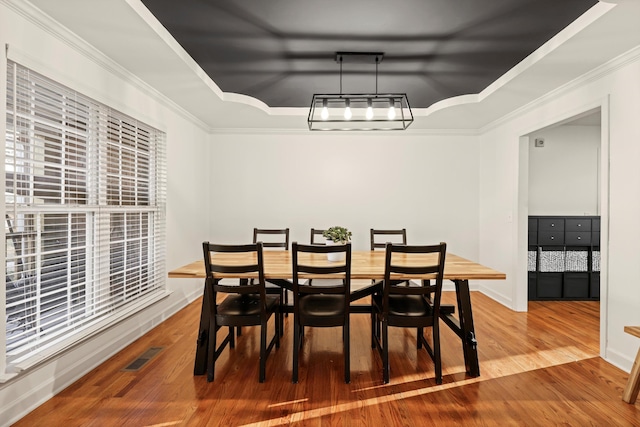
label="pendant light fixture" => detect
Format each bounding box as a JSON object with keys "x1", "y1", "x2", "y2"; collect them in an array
[{"x1": 307, "y1": 52, "x2": 413, "y2": 131}]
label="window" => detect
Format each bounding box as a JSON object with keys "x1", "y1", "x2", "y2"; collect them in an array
[{"x1": 4, "y1": 61, "x2": 166, "y2": 371}]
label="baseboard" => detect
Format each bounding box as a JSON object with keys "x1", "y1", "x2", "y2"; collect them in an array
[{"x1": 605, "y1": 347, "x2": 634, "y2": 373}]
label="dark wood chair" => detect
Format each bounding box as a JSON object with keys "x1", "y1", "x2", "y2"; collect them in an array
[
  {"x1": 310, "y1": 228, "x2": 326, "y2": 245},
  {"x1": 371, "y1": 242, "x2": 447, "y2": 384},
  {"x1": 291, "y1": 241, "x2": 352, "y2": 383},
  {"x1": 370, "y1": 228, "x2": 415, "y2": 285},
  {"x1": 202, "y1": 241, "x2": 281, "y2": 382},
  {"x1": 370, "y1": 228, "x2": 407, "y2": 250},
  {"x1": 253, "y1": 228, "x2": 289, "y2": 250},
  {"x1": 253, "y1": 228, "x2": 289, "y2": 324},
  {"x1": 308, "y1": 228, "x2": 343, "y2": 286}
]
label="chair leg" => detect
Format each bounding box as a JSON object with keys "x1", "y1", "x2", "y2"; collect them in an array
[
  {"x1": 417, "y1": 327, "x2": 423, "y2": 349},
  {"x1": 259, "y1": 320, "x2": 267, "y2": 383},
  {"x1": 275, "y1": 309, "x2": 281, "y2": 349},
  {"x1": 371, "y1": 307, "x2": 376, "y2": 348},
  {"x1": 283, "y1": 289, "x2": 288, "y2": 317},
  {"x1": 229, "y1": 326, "x2": 235, "y2": 348},
  {"x1": 292, "y1": 321, "x2": 300, "y2": 383},
  {"x1": 280, "y1": 293, "x2": 285, "y2": 335},
  {"x1": 207, "y1": 319, "x2": 218, "y2": 382},
  {"x1": 237, "y1": 326, "x2": 242, "y2": 337},
  {"x1": 382, "y1": 321, "x2": 389, "y2": 384},
  {"x1": 433, "y1": 323, "x2": 442, "y2": 385},
  {"x1": 344, "y1": 320, "x2": 350, "y2": 384}
]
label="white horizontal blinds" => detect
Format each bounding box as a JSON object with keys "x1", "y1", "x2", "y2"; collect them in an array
[{"x1": 4, "y1": 60, "x2": 166, "y2": 366}]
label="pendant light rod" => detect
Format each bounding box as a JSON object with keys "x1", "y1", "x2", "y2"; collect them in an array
[
  {"x1": 375, "y1": 56, "x2": 379, "y2": 95},
  {"x1": 339, "y1": 55, "x2": 343, "y2": 95}
]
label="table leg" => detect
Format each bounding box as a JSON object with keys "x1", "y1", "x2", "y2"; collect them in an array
[
  {"x1": 454, "y1": 279, "x2": 480, "y2": 377},
  {"x1": 622, "y1": 346, "x2": 640, "y2": 404},
  {"x1": 193, "y1": 279, "x2": 210, "y2": 376}
]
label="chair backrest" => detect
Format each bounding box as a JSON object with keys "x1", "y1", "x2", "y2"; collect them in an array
[
  {"x1": 202, "y1": 241, "x2": 267, "y2": 306},
  {"x1": 292, "y1": 242, "x2": 351, "y2": 298},
  {"x1": 253, "y1": 228, "x2": 289, "y2": 250},
  {"x1": 310, "y1": 228, "x2": 326, "y2": 245},
  {"x1": 370, "y1": 228, "x2": 407, "y2": 250},
  {"x1": 382, "y1": 242, "x2": 447, "y2": 312}
]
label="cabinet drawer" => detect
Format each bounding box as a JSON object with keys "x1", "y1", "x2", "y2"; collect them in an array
[
  {"x1": 538, "y1": 231, "x2": 564, "y2": 245},
  {"x1": 566, "y1": 219, "x2": 591, "y2": 232},
  {"x1": 565, "y1": 231, "x2": 590, "y2": 245},
  {"x1": 564, "y1": 273, "x2": 589, "y2": 298},
  {"x1": 592, "y1": 218, "x2": 600, "y2": 231},
  {"x1": 592, "y1": 231, "x2": 600, "y2": 246},
  {"x1": 539, "y1": 219, "x2": 564, "y2": 232},
  {"x1": 528, "y1": 217, "x2": 538, "y2": 231},
  {"x1": 590, "y1": 273, "x2": 600, "y2": 298},
  {"x1": 537, "y1": 273, "x2": 563, "y2": 298},
  {"x1": 528, "y1": 272, "x2": 537, "y2": 300},
  {"x1": 528, "y1": 232, "x2": 537, "y2": 245}
]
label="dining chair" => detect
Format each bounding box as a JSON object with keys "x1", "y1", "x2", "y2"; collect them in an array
[
  {"x1": 370, "y1": 228, "x2": 407, "y2": 250},
  {"x1": 310, "y1": 228, "x2": 326, "y2": 245},
  {"x1": 291, "y1": 241, "x2": 352, "y2": 383},
  {"x1": 253, "y1": 228, "x2": 289, "y2": 326},
  {"x1": 202, "y1": 241, "x2": 281, "y2": 382},
  {"x1": 371, "y1": 242, "x2": 447, "y2": 384},
  {"x1": 309, "y1": 228, "x2": 343, "y2": 286},
  {"x1": 370, "y1": 228, "x2": 415, "y2": 287},
  {"x1": 253, "y1": 227, "x2": 290, "y2": 250}
]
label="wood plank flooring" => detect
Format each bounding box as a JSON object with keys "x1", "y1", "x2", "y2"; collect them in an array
[{"x1": 12, "y1": 292, "x2": 640, "y2": 426}]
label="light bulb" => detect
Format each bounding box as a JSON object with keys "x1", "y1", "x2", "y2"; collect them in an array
[
  {"x1": 387, "y1": 98, "x2": 396, "y2": 120},
  {"x1": 320, "y1": 99, "x2": 329, "y2": 120},
  {"x1": 366, "y1": 99, "x2": 373, "y2": 120},
  {"x1": 387, "y1": 106, "x2": 396, "y2": 120},
  {"x1": 344, "y1": 99, "x2": 352, "y2": 120},
  {"x1": 366, "y1": 107, "x2": 373, "y2": 120}
]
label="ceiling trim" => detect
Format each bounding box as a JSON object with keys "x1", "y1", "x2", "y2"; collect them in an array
[
  {"x1": 1, "y1": 0, "x2": 211, "y2": 132},
  {"x1": 480, "y1": 43, "x2": 640, "y2": 134},
  {"x1": 209, "y1": 127, "x2": 481, "y2": 136}
]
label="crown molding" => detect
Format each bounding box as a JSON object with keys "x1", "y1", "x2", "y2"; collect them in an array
[
  {"x1": 480, "y1": 44, "x2": 640, "y2": 134},
  {"x1": 209, "y1": 127, "x2": 480, "y2": 136},
  {"x1": 1, "y1": 0, "x2": 210, "y2": 132}
]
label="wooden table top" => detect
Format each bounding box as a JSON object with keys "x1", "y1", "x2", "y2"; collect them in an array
[{"x1": 168, "y1": 250, "x2": 506, "y2": 281}]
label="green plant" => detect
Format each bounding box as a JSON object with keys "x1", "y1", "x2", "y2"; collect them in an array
[{"x1": 322, "y1": 226, "x2": 352, "y2": 243}]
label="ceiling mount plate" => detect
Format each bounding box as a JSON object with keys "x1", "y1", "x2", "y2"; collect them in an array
[{"x1": 336, "y1": 52, "x2": 384, "y2": 64}]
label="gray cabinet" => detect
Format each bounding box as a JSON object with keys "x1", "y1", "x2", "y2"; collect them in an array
[{"x1": 528, "y1": 216, "x2": 600, "y2": 301}]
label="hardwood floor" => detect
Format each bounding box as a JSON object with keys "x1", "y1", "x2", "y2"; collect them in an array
[{"x1": 13, "y1": 292, "x2": 639, "y2": 426}]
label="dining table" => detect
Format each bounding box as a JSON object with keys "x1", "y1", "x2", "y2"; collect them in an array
[{"x1": 168, "y1": 250, "x2": 506, "y2": 379}]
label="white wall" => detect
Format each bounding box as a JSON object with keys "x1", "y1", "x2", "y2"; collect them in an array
[
  {"x1": 528, "y1": 125, "x2": 600, "y2": 215},
  {"x1": 207, "y1": 132, "x2": 480, "y2": 259},
  {"x1": 479, "y1": 49, "x2": 640, "y2": 373},
  {"x1": 0, "y1": 3, "x2": 210, "y2": 425}
]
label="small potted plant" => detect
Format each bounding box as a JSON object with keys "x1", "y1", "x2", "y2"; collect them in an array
[{"x1": 322, "y1": 226, "x2": 352, "y2": 261}]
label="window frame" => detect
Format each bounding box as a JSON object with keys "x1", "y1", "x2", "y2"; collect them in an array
[{"x1": 4, "y1": 60, "x2": 167, "y2": 374}]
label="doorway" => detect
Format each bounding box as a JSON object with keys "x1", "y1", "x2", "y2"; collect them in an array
[{"x1": 518, "y1": 104, "x2": 608, "y2": 358}]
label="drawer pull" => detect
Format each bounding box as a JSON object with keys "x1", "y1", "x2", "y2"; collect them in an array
[
  {"x1": 577, "y1": 236, "x2": 581, "y2": 240},
  {"x1": 578, "y1": 224, "x2": 582, "y2": 227},
  {"x1": 551, "y1": 223, "x2": 555, "y2": 227},
  {"x1": 550, "y1": 236, "x2": 554, "y2": 240}
]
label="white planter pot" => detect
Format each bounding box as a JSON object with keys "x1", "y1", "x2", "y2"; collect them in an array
[{"x1": 325, "y1": 239, "x2": 346, "y2": 262}]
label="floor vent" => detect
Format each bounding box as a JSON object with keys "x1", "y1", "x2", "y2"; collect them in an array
[{"x1": 122, "y1": 347, "x2": 164, "y2": 371}]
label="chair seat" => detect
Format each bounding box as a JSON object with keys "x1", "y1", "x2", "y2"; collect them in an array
[
  {"x1": 218, "y1": 294, "x2": 279, "y2": 318},
  {"x1": 299, "y1": 294, "x2": 345, "y2": 319},
  {"x1": 373, "y1": 294, "x2": 433, "y2": 317}
]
